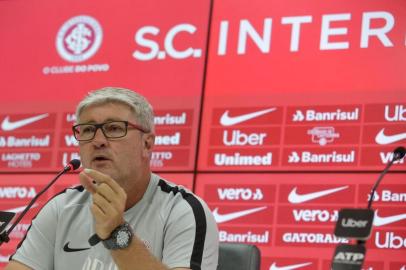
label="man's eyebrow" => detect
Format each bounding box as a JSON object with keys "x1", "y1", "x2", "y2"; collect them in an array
[{"x1": 79, "y1": 118, "x2": 125, "y2": 124}]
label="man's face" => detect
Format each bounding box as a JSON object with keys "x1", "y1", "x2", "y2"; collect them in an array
[{"x1": 77, "y1": 102, "x2": 153, "y2": 189}]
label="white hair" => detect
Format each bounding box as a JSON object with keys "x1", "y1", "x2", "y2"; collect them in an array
[{"x1": 75, "y1": 87, "x2": 155, "y2": 133}]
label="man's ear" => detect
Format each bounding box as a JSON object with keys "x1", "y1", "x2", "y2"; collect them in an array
[{"x1": 143, "y1": 133, "x2": 155, "y2": 151}]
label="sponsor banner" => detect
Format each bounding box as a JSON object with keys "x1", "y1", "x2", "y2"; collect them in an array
[
  {"x1": 154, "y1": 110, "x2": 193, "y2": 127},
  {"x1": 207, "y1": 148, "x2": 277, "y2": 168},
  {"x1": 204, "y1": 184, "x2": 274, "y2": 203},
  {"x1": 277, "y1": 205, "x2": 339, "y2": 226},
  {"x1": 279, "y1": 184, "x2": 355, "y2": 204},
  {"x1": 359, "y1": 184, "x2": 406, "y2": 206},
  {"x1": 286, "y1": 106, "x2": 361, "y2": 124},
  {"x1": 264, "y1": 257, "x2": 318, "y2": 270},
  {"x1": 282, "y1": 147, "x2": 357, "y2": 167},
  {"x1": 284, "y1": 125, "x2": 360, "y2": 146},
  {"x1": 212, "y1": 107, "x2": 283, "y2": 127},
  {"x1": 60, "y1": 133, "x2": 79, "y2": 148},
  {"x1": 62, "y1": 112, "x2": 77, "y2": 128},
  {"x1": 360, "y1": 147, "x2": 406, "y2": 169},
  {"x1": 0, "y1": 132, "x2": 54, "y2": 149},
  {"x1": 58, "y1": 150, "x2": 81, "y2": 168},
  {"x1": 0, "y1": 150, "x2": 53, "y2": 170},
  {"x1": 210, "y1": 204, "x2": 272, "y2": 225},
  {"x1": 371, "y1": 229, "x2": 406, "y2": 250},
  {"x1": 364, "y1": 104, "x2": 406, "y2": 123},
  {"x1": 362, "y1": 125, "x2": 406, "y2": 146},
  {"x1": 372, "y1": 207, "x2": 406, "y2": 228},
  {"x1": 322, "y1": 260, "x2": 384, "y2": 270},
  {"x1": 0, "y1": 184, "x2": 45, "y2": 204},
  {"x1": 0, "y1": 0, "x2": 210, "y2": 172},
  {"x1": 209, "y1": 127, "x2": 281, "y2": 147},
  {"x1": 275, "y1": 227, "x2": 349, "y2": 247},
  {"x1": 218, "y1": 226, "x2": 272, "y2": 246},
  {"x1": 154, "y1": 128, "x2": 191, "y2": 147},
  {"x1": 150, "y1": 149, "x2": 190, "y2": 169},
  {"x1": 0, "y1": 113, "x2": 56, "y2": 132}
]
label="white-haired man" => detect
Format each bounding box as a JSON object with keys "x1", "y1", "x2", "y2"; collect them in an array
[{"x1": 6, "y1": 87, "x2": 219, "y2": 270}]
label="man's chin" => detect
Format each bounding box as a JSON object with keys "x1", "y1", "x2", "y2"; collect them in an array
[{"x1": 90, "y1": 163, "x2": 114, "y2": 175}]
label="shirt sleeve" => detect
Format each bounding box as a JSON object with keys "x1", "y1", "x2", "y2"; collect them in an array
[
  {"x1": 10, "y1": 197, "x2": 59, "y2": 270},
  {"x1": 162, "y1": 196, "x2": 219, "y2": 270}
]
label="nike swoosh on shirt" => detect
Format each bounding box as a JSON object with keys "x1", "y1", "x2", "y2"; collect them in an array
[
  {"x1": 212, "y1": 206, "x2": 267, "y2": 223},
  {"x1": 269, "y1": 262, "x2": 312, "y2": 270},
  {"x1": 220, "y1": 108, "x2": 276, "y2": 126},
  {"x1": 374, "y1": 211, "x2": 406, "y2": 226},
  {"x1": 63, "y1": 242, "x2": 90, "y2": 252},
  {"x1": 288, "y1": 186, "x2": 348, "y2": 204},
  {"x1": 1, "y1": 113, "x2": 49, "y2": 131},
  {"x1": 375, "y1": 128, "x2": 406, "y2": 145}
]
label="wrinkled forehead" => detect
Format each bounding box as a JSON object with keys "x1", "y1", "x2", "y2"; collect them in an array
[{"x1": 77, "y1": 102, "x2": 137, "y2": 123}]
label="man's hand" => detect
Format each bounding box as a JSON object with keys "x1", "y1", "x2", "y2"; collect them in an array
[{"x1": 79, "y1": 168, "x2": 127, "y2": 240}]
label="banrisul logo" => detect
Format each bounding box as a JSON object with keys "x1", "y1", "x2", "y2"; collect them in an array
[{"x1": 56, "y1": 15, "x2": 103, "y2": 63}]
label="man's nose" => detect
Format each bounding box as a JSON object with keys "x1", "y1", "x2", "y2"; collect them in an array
[{"x1": 92, "y1": 128, "x2": 108, "y2": 146}]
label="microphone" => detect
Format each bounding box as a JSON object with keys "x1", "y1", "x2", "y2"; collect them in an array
[
  {"x1": 367, "y1": 146, "x2": 405, "y2": 209},
  {"x1": 331, "y1": 146, "x2": 405, "y2": 270},
  {"x1": 0, "y1": 159, "x2": 81, "y2": 246}
]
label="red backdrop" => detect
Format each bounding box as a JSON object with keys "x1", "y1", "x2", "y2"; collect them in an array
[{"x1": 0, "y1": 0, "x2": 405, "y2": 269}]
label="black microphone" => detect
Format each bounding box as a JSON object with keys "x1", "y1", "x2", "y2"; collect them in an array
[
  {"x1": 367, "y1": 146, "x2": 405, "y2": 209},
  {"x1": 0, "y1": 159, "x2": 81, "y2": 246},
  {"x1": 331, "y1": 146, "x2": 405, "y2": 270}
]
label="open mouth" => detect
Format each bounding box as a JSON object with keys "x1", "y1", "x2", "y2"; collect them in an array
[{"x1": 92, "y1": 155, "x2": 111, "y2": 162}]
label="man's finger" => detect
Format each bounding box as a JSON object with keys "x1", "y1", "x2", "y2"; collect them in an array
[
  {"x1": 82, "y1": 168, "x2": 122, "y2": 194},
  {"x1": 79, "y1": 171, "x2": 97, "y2": 194}
]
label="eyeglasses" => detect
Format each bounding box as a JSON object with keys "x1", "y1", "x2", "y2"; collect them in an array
[{"x1": 72, "y1": 121, "x2": 149, "y2": 141}]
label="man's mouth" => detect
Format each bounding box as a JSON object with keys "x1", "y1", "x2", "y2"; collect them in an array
[{"x1": 92, "y1": 155, "x2": 111, "y2": 162}]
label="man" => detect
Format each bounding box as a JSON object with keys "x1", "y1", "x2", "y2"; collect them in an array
[{"x1": 6, "y1": 87, "x2": 219, "y2": 270}]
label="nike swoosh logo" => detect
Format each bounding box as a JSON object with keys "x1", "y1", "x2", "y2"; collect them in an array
[
  {"x1": 288, "y1": 186, "x2": 348, "y2": 204},
  {"x1": 220, "y1": 108, "x2": 276, "y2": 126},
  {"x1": 269, "y1": 262, "x2": 312, "y2": 270},
  {"x1": 1, "y1": 113, "x2": 49, "y2": 131},
  {"x1": 375, "y1": 128, "x2": 406, "y2": 145},
  {"x1": 374, "y1": 211, "x2": 406, "y2": 226},
  {"x1": 63, "y1": 242, "x2": 90, "y2": 252},
  {"x1": 212, "y1": 206, "x2": 267, "y2": 223}
]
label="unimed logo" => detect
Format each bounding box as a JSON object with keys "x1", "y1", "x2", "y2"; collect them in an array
[{"x1": 0, "y1": 187, "x2": 36, "y2": 199}]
